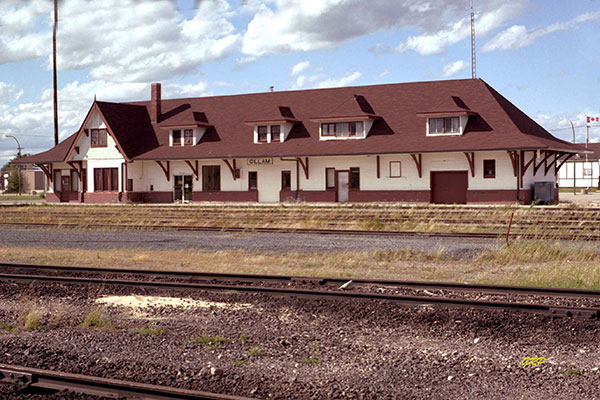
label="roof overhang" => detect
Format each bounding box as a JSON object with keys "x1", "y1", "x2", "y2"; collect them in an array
[
  {"x1": 309, "y1": 115, "x2": 380, "y2": 123},
  {"x1": 244, "y1": 119, "x2": 299, "y2": 125},
  {"x1": 159, "y1": 122, "x2": 213, "y2": 129},
  {"x1": 415, "y1": 111, "x2": 477, "y2": 117}
]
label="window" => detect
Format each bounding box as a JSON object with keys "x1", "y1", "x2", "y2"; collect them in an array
[
  {"x1": 127, "y1": 178, "x2": 133, "y2": 192},
  {"x1": 584, "y1": 168, "x2": 593, "y2": 177},
  {"x1": 172, "y1": 130, "x2": 182, "y2": 146},
  {"x1": 483, "y1": 160, "x2": 496, "y2": 179},
  {"x1": 184, "y1": 129, "x2": 194, "y2": 146},
  {"x1": 248, "y1": 171, "x2": 258, "y2": 190},
  {"x1": 350, "y1": 167, "x2": 360, "y2": 189},
  {"x1": 281, "y1": 170, "x2": 291, "y2": 190},
  {"x1": 257, "y1": 126, "x2": 268, "y2": 142},
  {"x1": 94, "y1": 168, "x2": 118, "y2": 191},
  {"x1": 71, "y1": 170, "x2": 79, "y2": 192},
  {"x1": 321, "y1": 122, "x2": 364, "y2": 138},
  {"x1": 389, "y1": 161, "x2": 402, "y2": 178},
  {"x1": 202, "y1": 166, "x2": 220, "y2": 191},
  {"x1": 54, "y1": 170, "x2": 61, "y2": 192},
  {"x1": 326, "y1": 168, "x2": 335, "y2": 189},
  {"x1": 271, "y1": 125, "x2": 281, "y2": 142},
  {"x1": 322, "y1": 123, "x2": 336, "y2": 136},
  {"x1": 429, "y1": 117, "x2": 460, "y2": 134},
  {"x1": 90, "y1": 129, "x2": 107, "y2": 147}
]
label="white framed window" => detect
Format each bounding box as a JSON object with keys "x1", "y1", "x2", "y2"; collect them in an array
[
  {"x1": 389, "y1": 161, "x2": 401, "y2": 178},
  {"x1": 320, "y1": 121, "x2": 365, "y2": 140},
  {"x1": 270, "y1": 125, "x2": 281, "y2": 142},
  {"x1": 429, "y1": 117, "x2": 459, "y2": 134}
]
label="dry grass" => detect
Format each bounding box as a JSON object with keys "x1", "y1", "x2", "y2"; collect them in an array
[{"x1": 2, "y1": 242, "x2": 600, "y2": 289}]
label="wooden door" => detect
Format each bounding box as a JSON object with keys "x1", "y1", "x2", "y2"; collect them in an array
[
  {"x1": 431, "y1": 171, "x2": 468, "y2": 204},
  {"x1": 60, "y1": 176, "x2": 71, "y2": 202}
]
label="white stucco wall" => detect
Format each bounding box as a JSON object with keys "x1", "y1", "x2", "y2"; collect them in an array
[
  {"x1": 558, "y1": 160, "x2": 600, "y2": 188},
  {"x1": 124, "y1": 150, "x2": 554, "y2": 203}
]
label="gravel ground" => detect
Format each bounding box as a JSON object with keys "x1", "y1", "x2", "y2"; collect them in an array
[
  {"x1": 0, "y1": 228, "x2": 498, "y2": 258},
  {"x1": 0, "y1": 281, "x2": 599, "y2": 399}
]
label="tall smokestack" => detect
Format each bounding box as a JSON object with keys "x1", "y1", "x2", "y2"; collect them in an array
[{"x1": 150, "y1": 83, "x2": 161, "y2": 123}]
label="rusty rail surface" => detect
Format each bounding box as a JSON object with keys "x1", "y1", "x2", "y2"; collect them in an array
[
  {"x1": 0, "y1": 363, "x2": 253, "y2": 399},
  {"x1": 0, "y1": 265, "x2": 599, "y2": 319}
]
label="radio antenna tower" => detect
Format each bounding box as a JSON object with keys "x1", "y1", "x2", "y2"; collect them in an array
[{"x1": 470, "y1": 0, "x2": 476, "y2": 78}]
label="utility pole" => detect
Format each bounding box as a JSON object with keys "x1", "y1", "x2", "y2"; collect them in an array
[
  {"x1": 470, "y1": 0, "x2": 476, "y2": 79},
  {"x1": 53, "y1": 0, "x2": 59, "y2": 145},
  {"x1": 568, "y1": 120, "x2": 576, "y2": 195}
]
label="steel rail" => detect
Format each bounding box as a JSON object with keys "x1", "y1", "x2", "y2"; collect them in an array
[
  {"x1": 0, "y1": 363, "x2": 252, "y2": 400},
  {"x1": 2, "y1": 262, "x2": 600, "y2": 299},
  {"x1": 0, "y1": 272, "x2": 598, "y2": 318},
  {"x1": 1, "y1": 220, "x2": 599, "y2": 240}
]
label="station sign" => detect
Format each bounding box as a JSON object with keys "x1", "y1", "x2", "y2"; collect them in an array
[{"x1": 247, "y1": 158, "x2": 273, "y2": 165}]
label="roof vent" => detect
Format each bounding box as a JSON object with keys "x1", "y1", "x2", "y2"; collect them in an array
[{"x1": 269, "y1": 86, "x2": 274, "y2": 92}]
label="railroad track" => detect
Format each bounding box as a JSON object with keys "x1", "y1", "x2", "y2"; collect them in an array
[
  {"x1": 1, "y1": 220, "x2": 600, "y2": 240},
  {"x1": 1, "y1": 262, "x2": 599, "y2": 319},
  {"x1": 2, "y1": 203, "x2": 600, "y2": 240},
  {"x1": 0, "y1": 363, "x2": 252, "y2": 399}
]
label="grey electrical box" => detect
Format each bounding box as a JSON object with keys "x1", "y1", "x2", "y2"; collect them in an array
[{"x1": 533, "y1": 182, "x2": 555, "y2": 203}]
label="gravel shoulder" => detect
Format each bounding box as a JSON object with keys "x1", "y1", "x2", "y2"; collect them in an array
[
  {"x1": 0, "y1": 281, "x2": 599, "y2": 399},
  {"x1": 0, "y1": 227, "x2": 498, "y2": 258}
]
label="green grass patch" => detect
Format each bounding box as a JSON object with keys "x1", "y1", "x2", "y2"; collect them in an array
[
  {"x1": 0, "y1": 322, "x2": 17, "y2": 333},
  {"x1": 136, "y1": 325, "x2": 169, "y2": 335},
  {"x1": 80, "y1": 308, "x2": 114, "y2": 329},
  {"x1": 186, "y1": 328, "x2": 231, "y2": 349}
]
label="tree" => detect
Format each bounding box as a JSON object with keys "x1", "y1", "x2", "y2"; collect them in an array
[{"x1": 5, "y1": 165, "x2": 22, "y2": 194}]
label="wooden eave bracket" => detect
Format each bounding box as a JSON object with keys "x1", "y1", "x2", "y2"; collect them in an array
[
  {"x1": 463, "y1": 152, "x2": 475, "y2": 177},
  {"x1": 67, "y1": 161, "x2": 84, "y2": 186},
  {"x1": 376, "y1": 155, "x2": 380, "y2": 179},
  {"x1": 519, "y1": 150, "x2": 536, "y2": 188},
  {"x1": 533, "y1": 151, "x2": 556, "y2": 176},
  {"x1": 555, "y1": 153, "x2": 575, "y2": 173},
  {"x1": 507, "y1": 151, "x2": 518, "y2": 177},
  {"x1": 223, "y1": 159, "x2": 238, "y2": 180},
  {"x1": 410, "y1": 154, "x2": 422, "y2": 178},
  {"x1": 35, "y1": 163, "x2": 53, "y2": 182},
  {"x1": 185, "y1": 160, "x2": 199, "y2": 180},
  {"x1": 296, "y1": 157, "x2": 309, "y2": 179},
  {"x1": 156, "y1": 160, "x2": 170, "y2": 181},
  {"x1": 546, "y1": 152, "x2": 561, "y2": 175}
]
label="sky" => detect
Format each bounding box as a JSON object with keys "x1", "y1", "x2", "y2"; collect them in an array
[{"x1": 1, "y1": 0, "x2": 599, "y2": 166}]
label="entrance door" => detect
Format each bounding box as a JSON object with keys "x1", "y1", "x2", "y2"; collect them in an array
[
  {"x1": 431, "y1": 171, "x2": 468, "y2": 204},
  {"x1": 336, "y1": 171, "x2": 349, "y2": 202},
  {"x1": 174, "y1": 175, "x2": 193, "y2": 202},
  {"x1": 60, "y1": 176, "x2": 71, "y2": 202}
]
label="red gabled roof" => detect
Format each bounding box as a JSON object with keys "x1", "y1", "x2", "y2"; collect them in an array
[
  {"x1": 416, "y1": 95, "x2": 476, "y2": 116},
  {"x1": 244, "y1": 105, "x2": 299, "y2": 124},
  {"x1": 311, "y1": 94, "x2": 379, "y2": 121},
  {"x1": 14, "y1": 133, "x2": 77, "y2": 164},
  {"x1": 18, "y1": 78, "x2": 582, "y2": 163}
]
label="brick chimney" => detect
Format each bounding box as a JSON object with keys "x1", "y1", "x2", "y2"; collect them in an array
[{"x1": 150, "y1": 83, "x2": 161, "y2": 123}]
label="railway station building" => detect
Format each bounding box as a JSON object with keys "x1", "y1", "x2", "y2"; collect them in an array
[{"x1": 16, "y1": 78, "x2": 582, "y2": 204}]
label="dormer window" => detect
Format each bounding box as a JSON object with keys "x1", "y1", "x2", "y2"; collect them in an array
[
  {"x1": 170, "y1": 128, "x2": 196, "y2": 146},
  {"x1": 172, "y1": 130, "x2": 182, "y2": 146},
  {"x1": 258, "y1": 126, "x2": 268, "y2": 142},
  {"x1": 184, "y1": 129, "x2": 193, "y2": 145},
  {"x1": 319, "y1": 121, "x2": 365, "y2": 140},
  {"x1": 271, "y1": 125, "x2": 281, "y2": 142},
  {"x1": 429, "y1": 117, "x2": 459, "y2": 134}
]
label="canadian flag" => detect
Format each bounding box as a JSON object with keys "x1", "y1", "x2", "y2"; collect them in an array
[{"x1": 587, "y1": 116, "x2": 599, "y2": 123}]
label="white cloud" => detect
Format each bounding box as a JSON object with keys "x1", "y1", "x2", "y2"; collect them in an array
[
  {"x1": 396, "y1": 2, "x2": 525, "y2": 55},
  {"x1": 0, "y1": 80, "x2": 212, "y2": 166},
  {"x1": 242, "y1": 0, "x2": 523, "y2": 57},
  {"x1": 378, "y1": 70, "x2": 390, "y2": 78},
  {"x1": 442, "y1": 60, "x2": 469, "y2": 77},
  {"x1": 316, "y1": 71, "x2": 362, "y2": 88},
  {"x1": 290, "y1": 61, "x2": 310, "y2": 76},
  {"x1": 483, "y1": 11, "x2": 600, "y2": 52},
  {"x1": 0, "y1": 0, "x2": 240, "y2": 82},
  {"x1": 0, "y1": 82, "x2": 24, "y2": 103},
  {"x1": 534, "y1": 112, "x2": 600, "y2": 144}
]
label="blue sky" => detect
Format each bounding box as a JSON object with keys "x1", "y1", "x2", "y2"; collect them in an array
[{"x1": 1, "y1": 0, "x2": 599, "y2": 166}]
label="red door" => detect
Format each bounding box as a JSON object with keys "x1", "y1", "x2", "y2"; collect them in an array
[
  {"x1": 61, "y1": 176, "x2": 71, "y2": 202},
  {"x1": 431, "y1": 171, "x2": 468, "y2": 204}
]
